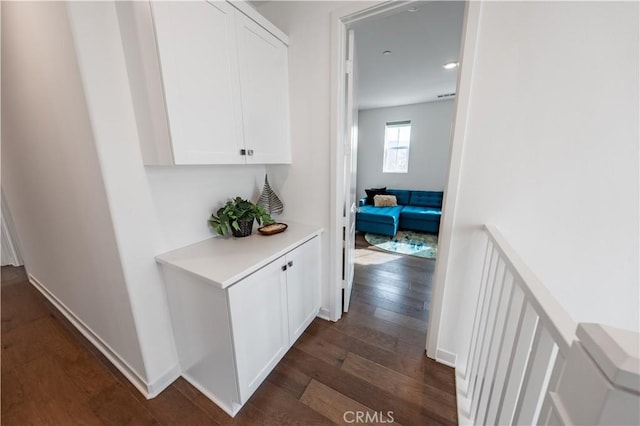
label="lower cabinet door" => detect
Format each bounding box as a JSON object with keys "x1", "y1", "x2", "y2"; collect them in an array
[
  {"x1": 227, "y1": 257, "x2": 289, "y2": 403},
  {"x1": 285, "y1": 237, "x2": 321, "y2": 345}
]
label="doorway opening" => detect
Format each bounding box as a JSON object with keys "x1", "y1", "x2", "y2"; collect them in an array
[{"x1": 330, "y1": 1, "x2": 480, "y2": 361}]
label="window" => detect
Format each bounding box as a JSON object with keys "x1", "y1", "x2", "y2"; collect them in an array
[{"x1": 382, "y1": 121, "x2": 411, "y2": 173}]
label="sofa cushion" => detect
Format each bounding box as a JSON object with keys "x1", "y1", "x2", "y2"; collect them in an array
[
  {"x1": 386, "y1": 189, "x2": 410, "y2": 205},
  {"x1": 409, "y1": 191, "x2": 443, "y2": 208},
  {"x1": 373, "y1": 194, "x2": 397, "y2": 207},
  {"x1": 364, "y1": 187, "x2": 387, "y2": 205},
  {"x1": 400, "y1": 205, "x2": 441, "y2": 221},
  {"x1": 357, "y1": 205, "x2": 402, "y2": 225}
]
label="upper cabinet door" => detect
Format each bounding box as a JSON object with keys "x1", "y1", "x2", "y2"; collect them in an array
[
  {"x1": 152, "y1": 1, "x2": 244, "y2": 165},
  {"x1": 235, "y1": 12, "x2": 291, "y2": 164}
]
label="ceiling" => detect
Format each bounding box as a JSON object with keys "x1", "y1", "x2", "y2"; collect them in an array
[{"x1": 352, "y1": 1, "x2": 465, "y2": 110}]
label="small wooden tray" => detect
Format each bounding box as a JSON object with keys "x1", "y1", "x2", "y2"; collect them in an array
[{"x1": 258, "y1": 223, "x2": 288, "y2": 236}]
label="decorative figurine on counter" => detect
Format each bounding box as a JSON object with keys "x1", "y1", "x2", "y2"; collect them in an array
[{"x1": 257, "y1": 174, "x2": 284, "y2": 216}]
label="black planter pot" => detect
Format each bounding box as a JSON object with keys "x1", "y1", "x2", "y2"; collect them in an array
[{"x1": 230, "y1": 219, "x2": 254, "y2": 238}]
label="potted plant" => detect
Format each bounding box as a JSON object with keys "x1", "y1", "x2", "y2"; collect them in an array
[{"x1": 208, "y1": 197, "x2": 274, "y2": 237}]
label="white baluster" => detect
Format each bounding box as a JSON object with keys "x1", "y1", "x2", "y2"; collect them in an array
[
  {"x1": 496, "y1": 302, "x2": 539, "y2": 424},
  {"x1": 513, "y1": 326, "x2": 558, "y2": 424}
]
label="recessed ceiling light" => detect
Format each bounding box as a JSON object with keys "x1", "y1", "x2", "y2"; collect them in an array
[
  {"x1": 382, "y1": 50, "x2": 392, "y2": 55},
  {"x1": 408, "y1": 7, "x2": 419, "y2": 12},
  {"x1": 443, "y1": 61, "x2": 459, "y2": 70}
]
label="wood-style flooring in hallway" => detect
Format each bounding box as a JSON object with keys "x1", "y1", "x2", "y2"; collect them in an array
[{"x1": 1, "y1": 236, "x2": 455, "y2": 425}]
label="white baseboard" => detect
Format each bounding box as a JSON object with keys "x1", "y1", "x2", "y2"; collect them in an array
[
  {"x1": 28, "y1": 273, "x2": 177, "y2": 398},
  {"x1": 182, "y1": 372, "x2": 241, "y2": 417},
  {"x1": 456, "y1": 374, "x2": 473, "y2": 425},
  {"x1": 147, "y1": 363, "x2": 181, "y2": 398},
  {"x1": 436, "y1": 348, "x2": 457, "y2": 368},
  {"x1": 317, "y1": 307, "x2": 332, "y2": 321}
]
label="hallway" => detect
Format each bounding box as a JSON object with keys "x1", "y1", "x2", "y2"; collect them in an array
[
  {"x1": 2, "y1": 260, "x2": 455, "y2": 425},
  {"x1": 352, "y1": 233, "x2": 434, "y2": 332}
]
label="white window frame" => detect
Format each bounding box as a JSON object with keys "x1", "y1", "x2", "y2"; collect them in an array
[{"x1": 382, "y1": 120, "x2": 411, "y2": 173}]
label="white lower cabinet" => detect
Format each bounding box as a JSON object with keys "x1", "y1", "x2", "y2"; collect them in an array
[
  {"x1": 284, "y1": 236, "x2": 321, "y2": 345},
  {"x1": 159, "y1": 231, "x2": 320, "y2": 416},
  {"x1": 228, "y1": 257, "x2": 289, "y2": 404}
]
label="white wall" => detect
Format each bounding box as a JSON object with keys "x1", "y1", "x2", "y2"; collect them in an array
[
  {"x1": 437, "y1": 1, "x2": 640, "y2": 368},
  {"x1": 257, "y1": 1, "x2": 354, "y2": 313},
  {"x1": 356, "y1": 100, "x2": 454, "y2": 199},
  {"x1": 146, "y1": 165, "x2": 266, "y2": 251},
  {"x1": 66, "y1": 2, "x2": 180, "y2": 393},
  {"x1": 1, "y1": 1, "x2": 147, "y2": 381}
]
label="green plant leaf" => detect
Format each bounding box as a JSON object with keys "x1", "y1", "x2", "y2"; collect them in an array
[{"x1": 209, "y1": 197, "x2": 273, "y2": 235}]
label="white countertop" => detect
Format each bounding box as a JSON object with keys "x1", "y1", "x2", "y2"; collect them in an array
[{"x1": 156, "y1": 220, "x2": 323, "y2": 289}]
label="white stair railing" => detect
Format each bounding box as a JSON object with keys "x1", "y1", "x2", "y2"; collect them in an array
[{"x1": 456, "y1": 225, "x2": 577, "y2": 425}]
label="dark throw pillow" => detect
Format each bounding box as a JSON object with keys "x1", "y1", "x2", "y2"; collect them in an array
[{"x1": 365, "y1": 187, "x2": 388, "y2": 205}]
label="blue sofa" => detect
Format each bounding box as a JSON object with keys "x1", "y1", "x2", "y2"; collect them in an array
[{"x1": 356, "y1": 189, "x2": 443, "y2": 236}]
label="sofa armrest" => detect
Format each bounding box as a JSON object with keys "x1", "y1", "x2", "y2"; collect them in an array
[{"x1": 359, "y1": 197, "x2": 367, "y2": 207}]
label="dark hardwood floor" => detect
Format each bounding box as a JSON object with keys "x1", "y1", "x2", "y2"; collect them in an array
[
  {"x1": 352, "y1": 233, "x2": 434, "y2": 328},
  {"x1": 1, "y1": 239, "x2": 456, "y2": 425}
]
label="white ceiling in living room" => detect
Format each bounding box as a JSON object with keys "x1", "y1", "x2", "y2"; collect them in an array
[{"x1": 352, "y1": 1, "x2": 465, "y2": 110}]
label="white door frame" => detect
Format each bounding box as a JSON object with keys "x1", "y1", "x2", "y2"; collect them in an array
[
  {"x1": 329, "y1": 0, "x2": 481, "y2": 360},
  {"x1": 342, "y1": 28, "x2": 357, "y2": 313}
]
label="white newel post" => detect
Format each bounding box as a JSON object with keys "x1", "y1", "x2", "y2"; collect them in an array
[{"x1": 546, "y1": 323, "x2": 640, "y2": 425}]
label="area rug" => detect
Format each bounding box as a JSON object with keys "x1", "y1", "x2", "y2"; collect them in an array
[{"x1": 364, "y1": 230, "x2": 438, "y2": 259}]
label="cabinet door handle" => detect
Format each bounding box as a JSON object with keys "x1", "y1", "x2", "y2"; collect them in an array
[
  {"x1": 240, "y1": 149, "x2": 247, "y2": 156},
  {"x1": 288, "y1": 261, "x2": 293, "y2": 268},
  {"x1": 247, "y1": 149, "x2": 254, "y2": 156},
  {"x1": 281, "y1": 265, "x2": 287, "y2": 271}
]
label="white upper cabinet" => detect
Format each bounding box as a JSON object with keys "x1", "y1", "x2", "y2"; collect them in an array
[
  {"x1": 152, "y1": 1, "x2": 244, "y2": 165},
  {"x1": 118, "y1": 1, "x2": 291, "y2": 166},
  {"x1": 236, "y1": 12, "x2": 291, "y2": 164}
]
